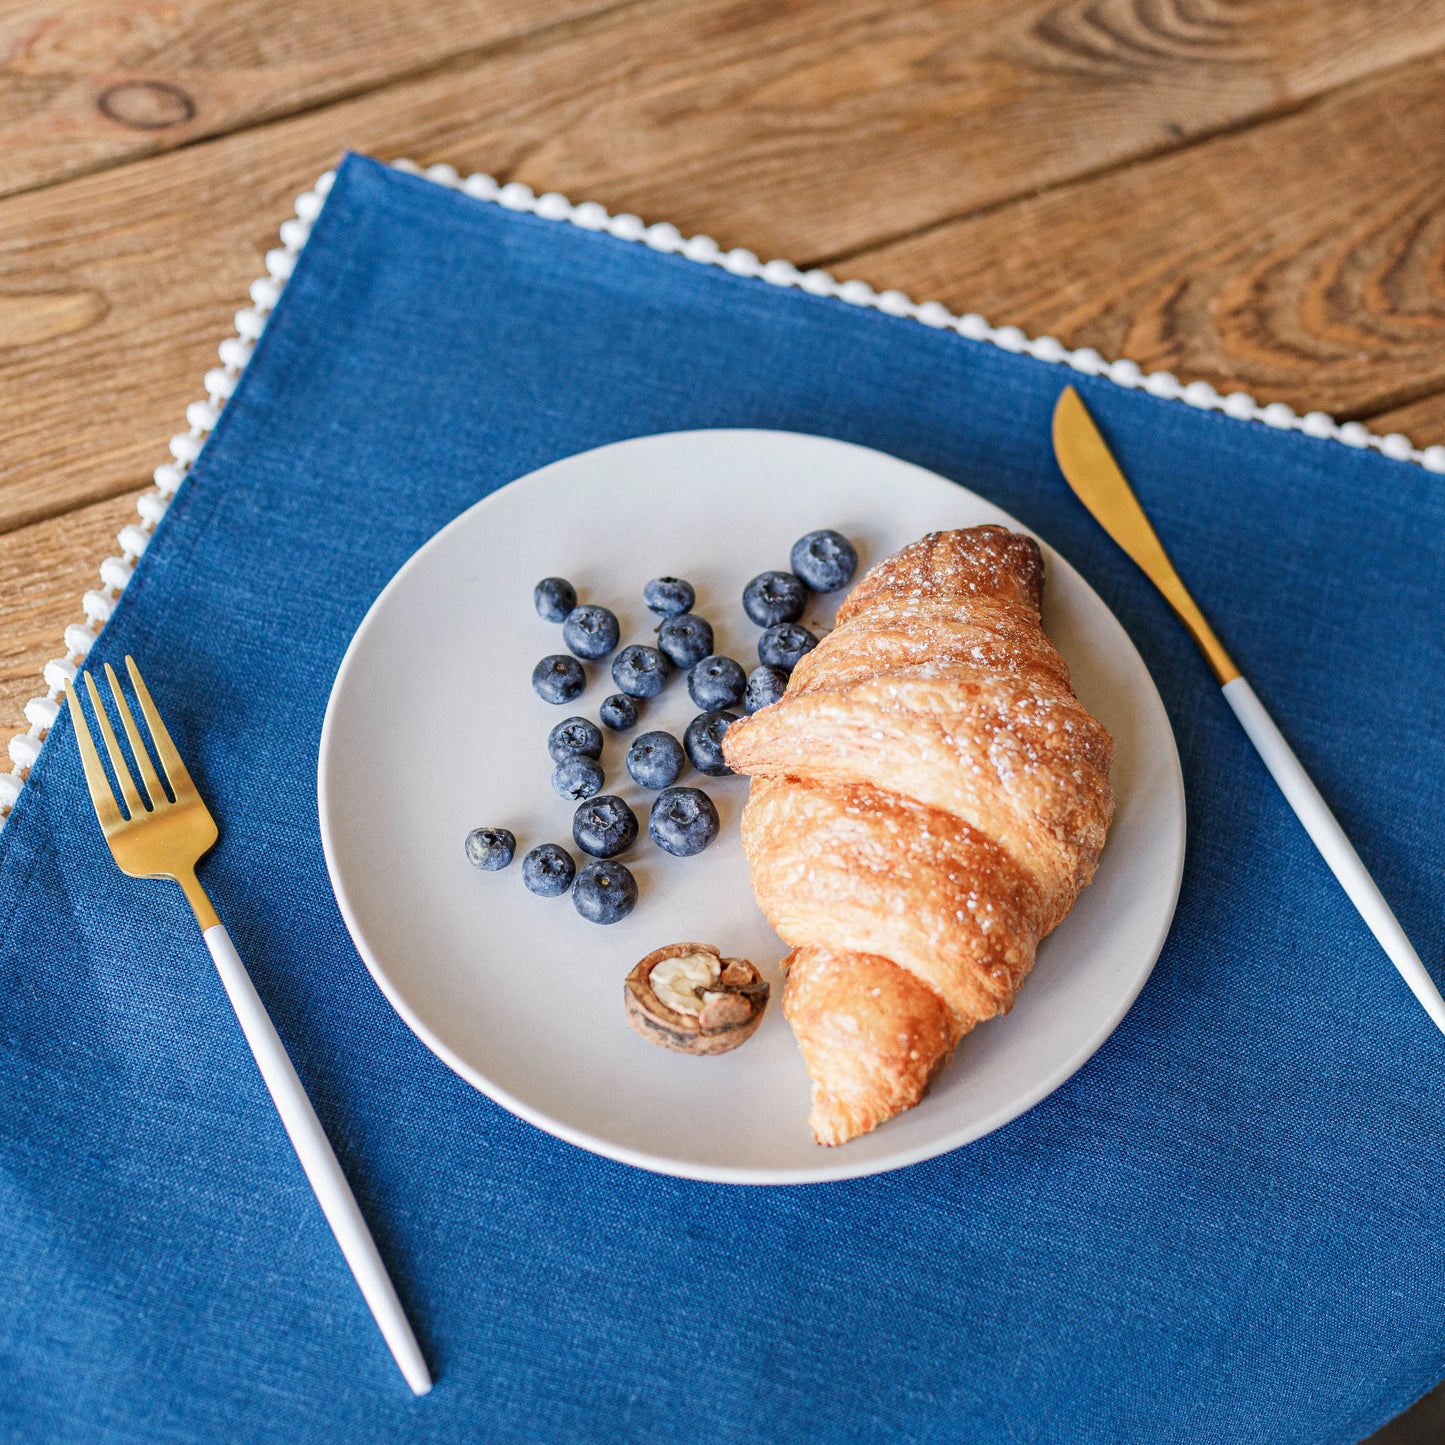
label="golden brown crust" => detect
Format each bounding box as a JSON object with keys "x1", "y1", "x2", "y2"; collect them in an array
[
  {"x1": 782, "y1": 947, "x2": 962, "y2": 1148},
  {"x1": 722, "y1": 526, "x2": 1114, "y2": 1145}
]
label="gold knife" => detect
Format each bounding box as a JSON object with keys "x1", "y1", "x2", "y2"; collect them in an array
[{"x1": 1052, "y1": 384, "x2": 1445, "y2": 1035}]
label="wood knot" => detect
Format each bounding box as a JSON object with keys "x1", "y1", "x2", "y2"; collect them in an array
[{"x1": 97, "y1": 80, "x2": 195, "y2": 131}]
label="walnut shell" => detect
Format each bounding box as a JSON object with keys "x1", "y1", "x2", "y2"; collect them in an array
[{"x1": 624, "y1": 942, "x2": 769, "y2": 1056}]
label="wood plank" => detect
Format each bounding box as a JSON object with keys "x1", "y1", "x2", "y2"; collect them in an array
[
  {"x1": 1365, "y1": 390, "x2": 1445, "y2": 451},
  {"x1": 844, "y1": 51, "x2": 1445, "y2": 420},
  {"x1": 5, "y1": 0, "x2": 1445, "y2": 537},
  {"x1": 0, "y1": 491, "x2": 136, "y2": 736},
  {"x1": 0, "y1": 0, "x2": 629, "y2": 200}
]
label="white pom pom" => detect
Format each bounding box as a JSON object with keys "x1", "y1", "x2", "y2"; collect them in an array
[
  {"x1": 118, "y1": 524, "x2": 150, "y2": 557},
  {"x1": 153, "y1": 462, "x2": 185, "y2": 494},
  {"x1": 9, "y1": 734, "x2": 42, "y2": 770},
  {"x1": 314, "y1": 170, "x2": 335, "y2": 197},
  {"x1": 1181, "y1": 380, "x2": 1220, "y2": 408},
  {"x1": 1421, "y1": 446, "x2": 1445, "y2": 473},
  {"x1": 249, "y1": 276, "x2": 283, "y2": 311},
  {"x1": 0, "y1": 771, "x2": 22, "y2": 807},
  {"x1": 44, "y1": 658, "x2": 78, "y2": 692},
  {"x1": 1337, "y1": 421, "x2": 1371, "y2": 448},
  {"x1": 462, "y1": 172, "x2": 500, "y2": 200},
  {"x1": 1029, "y1": 335, "x2": 1067, "y2": 364},
  {"x1": 203, "y1": 368, "x2": 236, "y2": 400},
  {"x1": 186, "y1": 400, "x2": 220, "y2": 432},
  {"x1": 914, "y1": 301, "x2": 953, "y2": 329},
  {"x1": 760, "y1": 259, "x2": 800, "y2": 287},
  {"x1": 136, "y1": 491, "x2": 170, "y2": 526},
  {"x1": 99, "y1": 556, "x2": 133, "y2": 590},
  {"x1": 265, "y1": 248, "x2": 296, "y2": 281},
  {"x1": 65, "y1": 622, "x2": 96, "y2": 658},
  {"x1": 218, "y1": 337, "x2": 252, "y2": 369},
  {"x1": 425, "y1": 163, "x2": 460, "y2": 187},
  {"x1": 957, "y1": 314, "x2": 991, "y2": 340},
  {"x1": 498, "y1": 181, "x2": 535, "y2": 211},
  {"x1": 234, "y1": 307, "x2": 267, "y2": 340},
  {"x1": 608, "y1": 214, "x2": 647, "y2": 242},
  {"x1": 1261, "y1": 402, "x2": 1296, "y2": 429},
  {"x1": 278, "y1": 218, "x2": 310, "y2": 251},
  {"x1": 798, "y1": 269, "x2": 834, "y2": 296},
  {"x1": 534, "y1": 192, "x2": 571, "y2": 220},
  {"x1": 682, "y1": 234, "x2": 721, "y2": 263},
  {"x1": 293, "y1": 190, "x2": 324, "y2": 222},
  {"x1": 391, "y1": 158, "x2": 422, "y2": 175},
  {"x1": 836, "y1": 279, "x2": 875, "y2": 305},
  {"x1": 1068, "y1": 348, "x2": 1107, "y2": 376},
  {"x1": 570, "y1": 201, "x2": 609, "y2": 231},
  {"x1": 719, "y1": 247, "x2": 760, "y2": 276},
  {"x1": 25, "y1": 696, "x2": 60, "y2": 730},
  {"x1": 1107, "y1": 358, "x2": 1143, "y2": 386},
  {"x1": 1380, "y1": 432, "x2": 1415, "y2": 460},
  {"x1": 1300, "y1": 411, "x2": 1336, "y2": 438},
  {"x1": 1221, "y1": 391, "x2": 1257, "y2": 420},
  {"x1": 169, "y1": 433, "x2": 202, "y2": 464},
  {"x1": 643, "y1": 222, "x2": 683, "y2": 252},
  {"x1": 82, "y1": 589, "x2": 115, "y2": 624},
  {"x1": 1143, "y1": 370, "x2": 1181, "y2": 397},
  {"x1": 992, "y1": 326, "x2": 1028, "y2": 353}
]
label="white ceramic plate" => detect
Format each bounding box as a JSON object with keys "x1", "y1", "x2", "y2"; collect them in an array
[{"x1": 319, "y1": 429, "x2": 1184, "y2": 1185}]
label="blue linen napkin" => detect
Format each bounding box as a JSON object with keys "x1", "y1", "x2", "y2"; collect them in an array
[{"x1": 3, "y1": 153, "x2": 1443, "y2": 1445}]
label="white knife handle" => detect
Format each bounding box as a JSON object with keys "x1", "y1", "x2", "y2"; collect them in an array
[
  {"x1": 1221, "y1": 678, "x2": 1445, "y2": 1035},
  {"x1": 203, "y1": 923, "x2": 433, "y2": 1395}
]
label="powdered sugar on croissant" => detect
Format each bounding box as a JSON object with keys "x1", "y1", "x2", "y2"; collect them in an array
[{"x1": 723, "y1": 526, "x2": 1114, "y2": 1145}]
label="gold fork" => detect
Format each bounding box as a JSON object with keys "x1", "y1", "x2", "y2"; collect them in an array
[{"x1": 67, "y1": 657, "x2": 432, "y2": 1395}]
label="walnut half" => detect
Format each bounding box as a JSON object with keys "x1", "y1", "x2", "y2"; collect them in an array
[{"x1": 624, "y1": 942, "x2": 769, "y2": 1055}]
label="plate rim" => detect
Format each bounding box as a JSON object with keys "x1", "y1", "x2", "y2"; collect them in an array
[{"x1": 318, "y1": 427, "x2": 1186, "y2": 1186}]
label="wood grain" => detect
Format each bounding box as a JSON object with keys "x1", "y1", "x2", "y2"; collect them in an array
[
  {"x1": 0, "y1": 0, "x2": 629, "y2": 199},
  {"x1": 1366, "y1": 391, "x2": 1445, "y2": 451},
  {"x1": 845, "y1": 50, "x2": 1445, "y2": 419},
  {"x1": 7, "y1": 0, "x2": 1445, "y2": 540},
  {"x1": 0, "y1": 491, "x2": 136, "y2": 728}
]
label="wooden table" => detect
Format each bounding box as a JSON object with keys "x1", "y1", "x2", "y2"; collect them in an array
[{"x1": 1, "y1": 4, "x2": 1441, "y2": 1433}]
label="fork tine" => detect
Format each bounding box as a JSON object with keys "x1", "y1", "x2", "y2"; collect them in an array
[
  {"x1": 104, "y1": 662, "x2": 168, "y2": 808},
  {"x1": 83, "y1": 670, "x2": 146, "y2": 817},
  {"x1": 65, "y1": 678, "x2": 125, "y2": 831},
  {"x1": 124, "y1": 656, "x2": 199, "y2": 800}
]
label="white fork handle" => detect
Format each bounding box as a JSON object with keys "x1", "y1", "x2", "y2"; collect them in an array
[
  {"x1": 1222, "y1": 678, "x2": 1445, "y2": 1035},
  {"x1": 203, "y1": 923, "x2": 432, "y2": 1395}
]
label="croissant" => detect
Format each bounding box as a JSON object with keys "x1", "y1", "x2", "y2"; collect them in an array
[{"x1": 722, "y1": 526, "x2": 1114, "y2": 1145}]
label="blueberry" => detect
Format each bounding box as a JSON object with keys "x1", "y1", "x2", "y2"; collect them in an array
[
  {"x1": 532, "y1": 654, "x2": 586, "y2": 704},
  {"x1": 599, "y1": 693, "x2": 640, "y2": 731},
  {"x1": 552, "y1": 755, "x2": 605, "y2": 802},
  {"x1": 521, "y1": 843, "x2": 576, "y2": 897},
  {"x1": 688, "y1": 654, "x2": 747, "y2": 710},
  {"x1": 684, "y1": 710, "x2": 737, "y2": 777},
  {"x1": 572, "y1": 794, "x2": 639, "y2": 858},
  {"x1": 758, "y1": 623, "x2": 818, "y2": 673},
  {"x1": 657, "y1": 613, "x2": 714, "y2": 669},
  {"x1": 649, "y1": 787, "x2": 720, "y2": 857},
  {"x1": 626, "y1": 731, "x2": 685, "y2": 791},
  {"x1": 744, "y1": 664, "x2": 789, "y2": 713},
  {"x1": 742, "y1": 570, "x2": 807, "y2": 626},
  {"x1": 611, "y1": 643, "x2": 671, "y2": 699},
  {"x1": 572, "y1": 860, "x2": 638, "y2": 925},
  {"x1": 547, "y1": 716, "x2": 603, "y2": 763},
  {"x1": 464, "y1": 827, "x2": 515, "y2": 871},
  {"x1": 562, "y1": 604, "x2": 620, "y2": 660},
  {"x1": 790, "y1": 530, "x2": 858, "y2": 592},
  {"x1": 643, "y1": 576, "x2": 695, "y2": 616},
  {"x1": 534, "y1": 577, "x2": 577, "y2": 623}
]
